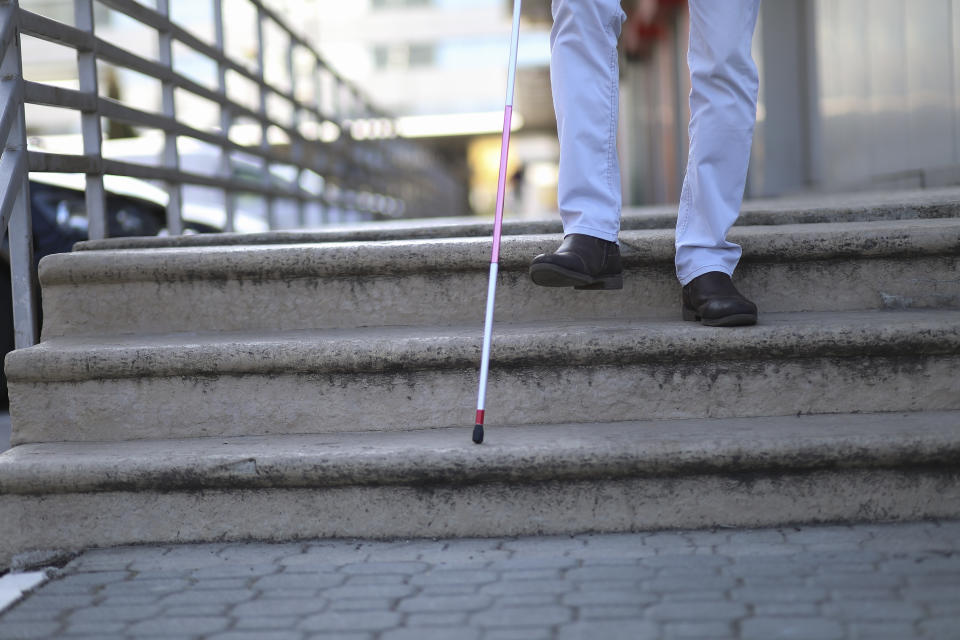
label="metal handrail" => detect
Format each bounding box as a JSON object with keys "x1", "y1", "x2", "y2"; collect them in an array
[{"x1": 0, "y1": 0, "x2": 462, "y2": 349}]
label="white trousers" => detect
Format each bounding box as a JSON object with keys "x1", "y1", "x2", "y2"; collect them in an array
[{"x1": 550, "y1": 0, "x2": 761, "y2": 285}]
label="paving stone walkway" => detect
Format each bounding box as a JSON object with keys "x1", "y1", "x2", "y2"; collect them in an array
[{"x1": 1, "y1": 520, "x2": 959, "y2": 640}]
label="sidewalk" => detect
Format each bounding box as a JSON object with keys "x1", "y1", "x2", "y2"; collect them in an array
[{"x1": 1, "y1": 520, "x2": 958, "y2": 639}]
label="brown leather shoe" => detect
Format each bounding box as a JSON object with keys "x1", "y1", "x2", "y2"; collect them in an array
[
  {"x1": 529, "y1": 234, "x2": 623, "y2": 290},
  {"x1": 681, "y1": 272, "x2": 757, "y2": 326}
]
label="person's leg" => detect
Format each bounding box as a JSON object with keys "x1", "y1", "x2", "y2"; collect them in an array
[
  {"x1": 530, "y1": 0, "x2": 626, "y2": 290},
  {"x1": 676, "y1": 0, "x2": 760, "y2": 282},
  {"x1": 551, "y1": 0, "x2": 626, "y2": 242},
  {"x1": 676, "y1": 0, "x2": 761, "y2": 325}
]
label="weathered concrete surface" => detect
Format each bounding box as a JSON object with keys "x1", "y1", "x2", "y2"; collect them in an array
[
  {"x1": 8, "y1": 310, "x2": 960, "y2": 443},
  {"x1": 38, "y1": 219, "x2": 960, "y2": 337},
  {"x1": 1, "y1": 464, "x2": 957, "y2": 569},
  {"x1": 72, "y1": 186, "x2": 960, "y2": 251},
  {"x1": 1, "y1": 412, "x2": 959, "y2": 567},
  {"x1": 4, "y1": 412, "x2": 960, "y2": 493}
]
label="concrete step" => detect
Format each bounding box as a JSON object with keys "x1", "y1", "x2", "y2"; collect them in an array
[
  {"x1": 38, "y1": 218, "x2": 960, "y2": 338},
  {"x1": 72, "y1": 186, "x2": 960, "y2": 251},
  {"x1": 8, "y1": 310, "x2": 959, "y2": 444},
  {"x1": 2, "y1": 410, "x2": 958, "y2": 565}
]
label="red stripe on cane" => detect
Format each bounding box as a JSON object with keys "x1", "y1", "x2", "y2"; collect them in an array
[{"x1": 475, "y1": 409, "x2": 485, "y2": 425}]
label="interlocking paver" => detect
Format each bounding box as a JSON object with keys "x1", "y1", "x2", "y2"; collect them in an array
[
  {"x1": 500, "y1": 568, "x2": 561, "y2": 581},
  {"x1": 576, "y1": 604, "x2": 647, "y2": 620},
  {"x1": 848, "y1": 622, "x2": 921, "y2": 640},
  {"x1": 163, "y1": 604, "x2": 229, "y2": 616},
  {"x1": 479, "y1": 578, "x2": 572, "y2": 596},
  {"x1": 562, "y1": 589, "x2": 657, "y2": 606},
  {"x1": 645, "y1": 601, "x2": 748, "y2": 622},
  {"x1": 320, "y1": 584, "x2": 417, "y2": 599},
  {"x1": 192, "y1": 563, "x2": 281, "y2": 579},
  {"x1": 492, "y1": 593, "x2": 559, "y2": 608},
  {"x1": 398, "y1": 594, "x2": 493, "y2": 612},
  {"x1": 99, "y1": 577, "x2": 189, "y2": 595},
  {"x1": 381, "y1": 628, "x2": 481, "y2": 640},
  {"x1": 340, "y1": 561, "x2": 428, "y2": 575},
  {"x1": 160, "y1": 588, "x2": 256, "y2": 605},
  {"x1": 126, "y1": 616, "x2": 230, "y2": 635},
  {"x1": 469, "y1": 604, "x2": 573, "y2": 627},
  {"x1": 207, "y1": 631, "x2": 305, "y2": 640},
  {"x1": 233, "y1": 616, "x2": 299, "y2": 630},
  {"x1": 566, "y1": 565, "x2": 651, "y2": 582},
  {"x1": 410, "y1": 569, "x2": 499, "y2": 586},
  {"x1": 556, "y1": 619, "x2": 659, "y2": 640},
  {"x1": 327, "y1": 598, "x2": 396, "y2": 611},
  {"x1": 1, "y1": 520, "x2": 958, "y2": 639},
  {"x1": 0, "y1": 621, "x2": 62, "y2": 639},
  {"x1": 741, "y1": 617, "x2": 845, "y2": 640},
  {"x1": 482, "y1": 629, "x2": 554, "y2": 640},
  {"x1": 231, "y1": 597, "x2": 327, "y2": 617},
  {"x1": 59, "y1": 621, "x2": 128, "y2": 635},
  {"x1": 405, "y1": 612, "x2": 468, "y2": 627},
  {"x1": 918, "y1": 616, "x2": 960, "y2": 637},
  {"x1": 298, "y1": 610, "x2": 403, "y2": 632},
  {"x1": 821, "y1": 600, "x2": 925, "y2": 621},
  {"x1": 663, "y1": 620, "x2": 735, "y2": 639},
  {"x1": 730, "y1": 586, "x2": 827, "y2": 604},
  {"x1": 252, "y1": 572, "x2": 344, "y2": 591}
]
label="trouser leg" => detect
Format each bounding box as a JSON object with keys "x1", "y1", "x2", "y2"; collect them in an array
[
  {"x1": 550, "y1": 0, "x2": 626, "y2": 243},
  {"x1": 675, "y1": 0, "x2": 761, "y2": 285}
]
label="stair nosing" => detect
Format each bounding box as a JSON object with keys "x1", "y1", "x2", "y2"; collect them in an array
[
  {"x1": 2, "y1": 412, "x2": 958, "y2": 495},
  {"x1": 8, "y1": 310, "x2": 960, "y2": 383},
  {"x1": 40, "y1": 218, "x2": 960, "y2": 287}
]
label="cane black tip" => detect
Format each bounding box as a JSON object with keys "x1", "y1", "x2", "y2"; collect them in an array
[{"x1": 472, "y1": 424, "x2": 484, "y2": 444}]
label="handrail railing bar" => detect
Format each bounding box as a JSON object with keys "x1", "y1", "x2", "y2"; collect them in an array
[
  {"x1": 212, "y1": 0, "x2": 234, "y2": 232},
  {"x1": 0, "y1": 79, "x2": 18, "y2": 149},
  {"x1": 286, "y1": 41, "x2": 305, "y2": 227},
  {"x1": 255, "y1": 6, "x2": 275, "y2": 227},
  {"x1": 73, "y1": 0, "x2": 107, "y2": 240},
  {"x1": 1, "y1": 4, "x2": 38, "y2": 347},
  {"x1": 28, "y1": 151, "x2": 314, "y2": 201},
  {"x1": 0, "y1": 3, "x2": 15, "y2": 53},
  {"x1": 17, "y1": 8, "x2": 340, "y2": 138},
  {"x1": 0, "y1": 149, "x2": 24, "y2": 232},
  {"x1": 157, "y1": 0, "x2": 182, "y2": 234},
  {"x1": 95, "y1": 0, "x2": 311, "y2": 119},
  {"x1": 22, "y1": 79, "x2": 363, "y2": 185},
  {"x1": 311, "y1": 57, "x2": 326, "y2": 225}
]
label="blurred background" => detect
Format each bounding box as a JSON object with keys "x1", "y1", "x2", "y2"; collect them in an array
[{"x1": 18, "y1": 0, "x2": 960, "y2": 224}]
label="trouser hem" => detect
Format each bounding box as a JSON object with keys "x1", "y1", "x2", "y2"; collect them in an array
[
  {"x1": 677, "y1": 264, "x2": 734, "y2": 286},
  {"x1": 562, "y1": 224, "x2": 619, "y2": 244}
]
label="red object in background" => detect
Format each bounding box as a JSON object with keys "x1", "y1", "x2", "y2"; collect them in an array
[{"x1": 623, "y1": 0, "x2": 686, "y2": 60}]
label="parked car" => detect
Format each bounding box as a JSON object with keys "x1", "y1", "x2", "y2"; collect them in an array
[{"x1": 0, "y1": 175, "x2": 219, "y2": 405}]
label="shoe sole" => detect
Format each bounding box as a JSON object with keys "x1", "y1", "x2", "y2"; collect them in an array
[
  {"x1": 682, "y1": 306, "x2": 757, "y2": 327},
  {"x1": 529, "y1": 263, "x2": 623, "y2": 290}
]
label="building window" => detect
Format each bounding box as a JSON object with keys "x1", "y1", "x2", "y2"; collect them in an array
[
  {"x1": 373, "y1": 43, "x2": 435, "y2": 70},
  {"x1": 371, "y1": 0, "x2": 432, "y2": 8}
]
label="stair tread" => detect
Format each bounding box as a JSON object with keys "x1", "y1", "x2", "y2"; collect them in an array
[
  {"x1": 71, "y1": 186, "x2": 960, "y2": 251},
  {"x1": 10, "y1": 309, "x2": 960, "y2": 382},
  {"x1": 41, "y1": 217, "x2": 960, "y2": 285},
  {"x1": 2, "y1": 410, "x2": 958, "y2": 495}
]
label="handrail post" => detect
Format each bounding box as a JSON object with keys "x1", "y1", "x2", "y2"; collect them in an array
[
  {"x1": 73, "y1": 0, "x2": 107, "y2": 240},
  {"x1": 212, "y1": 0, "x2": 235, "y2": 233},
  {"x1": 157, "y1": 0, "x2": 183, "y2": 235},
  {"x1": 255, "y1": 7, "x2": 275, "y2": 228},
  {"x1": 1, "y1": 0, "x2": 38, "y2": 347}
]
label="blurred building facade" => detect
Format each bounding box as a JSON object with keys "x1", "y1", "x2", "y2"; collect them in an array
[
  {"x1": 19, "y1": 0, "x2": 960, "y2": 216},
  {"x1": 304, "y1": 0, "x2": 558, "y2": 216},
  {"x1": 621, "y1": 0, "x2": 960, "y2": 204}
]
